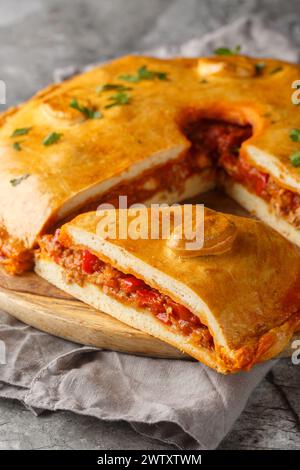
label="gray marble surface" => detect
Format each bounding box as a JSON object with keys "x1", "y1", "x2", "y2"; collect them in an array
[{"x1": 0, "y1": 0, "x2": 300, "y2": 450}]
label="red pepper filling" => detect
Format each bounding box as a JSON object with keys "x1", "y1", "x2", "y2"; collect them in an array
[{"x1": 39, "y1": 233, "x2": 214, "y2": 350}]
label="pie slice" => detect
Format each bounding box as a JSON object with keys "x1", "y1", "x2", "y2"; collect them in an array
[
  {"x1": 1, "y1": 54, "x2": 300, "y2": 273},
  {"x1": 35, "y1": 207, "x2": 300, "y2": 373}
]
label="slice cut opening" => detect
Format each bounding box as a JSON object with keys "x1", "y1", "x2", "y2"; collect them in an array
[{"x1": 182, "y1": 116, "x2": 300, "y2": 228}]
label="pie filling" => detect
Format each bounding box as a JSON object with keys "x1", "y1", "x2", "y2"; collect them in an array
[
  {"x1": 0, "y1": 227, "x2": 34, "y2": 274},
  {"x1": 2, "y1": 118, "x2": 300, "y2": 274},
  {"x1": 38, "y1": 231, "x2": 214, "y2": 351}
]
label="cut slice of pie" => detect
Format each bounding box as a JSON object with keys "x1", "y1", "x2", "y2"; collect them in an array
[{"x1": 35, "y1": 207, "x2": 300, "y2": 373}]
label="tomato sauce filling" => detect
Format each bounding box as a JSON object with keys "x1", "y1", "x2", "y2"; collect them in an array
[
  {"x1": 221, "y1": 156, "x2": 300, "y2": 226},
  {"x1": 38, "y1": 231, "x2": 214, "y2": 350}
]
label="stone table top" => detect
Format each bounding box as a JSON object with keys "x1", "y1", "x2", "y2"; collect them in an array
[{"x1": 0, "y1": 0, "x2": 300, "y2": 450}]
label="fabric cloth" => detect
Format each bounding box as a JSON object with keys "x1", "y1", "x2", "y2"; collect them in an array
[{"x1": 0, "y1": 15, "x2": 298, "y2": 449}]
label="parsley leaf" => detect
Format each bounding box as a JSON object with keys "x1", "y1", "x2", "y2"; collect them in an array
[
  {"x1": 290, "y1": 151, "x2": 300, "y2": 167},
  {"x1": 289, "y1": 128, "x2": 300, "y2": 142},
  {"x1": 12, "y1": 142, "x2": 22, "y2": 151},
  {"x1": 119, "y1": 65, "x2": 168, "y2": 83},
  {"x1": 214, "y1": 45, "x2": 241, "y2": 56},
  {"x1": 137, "y1": 65, "x2": 167, "y2": 81},
  {"x1": 96, "y1": 83, "x2": 132, "y2": 94},
  {"x1": 269, "y1": 66, "x2": 283, "y2": 75},
  {"x1": 119, "y1": 74, "x2": 140, "y2": 83},
  {"x1": 10, "y1": 173, "x2": 30, "y2": 186},
  {"x1": 11, "y1": 127, "x2": 31, "y2": 137},
  {"x1": 70, "y1": 98, "x2": 102, "y2": 119},
  {"x1": 43, "y1": 132, "x2": 63, "y2": 146},
  {"x1": 105, "y1": 91, "x2": 131, "y2": 109},
  {"x1": 255, "y1": 62, "x2": 266, "y2": 75}
]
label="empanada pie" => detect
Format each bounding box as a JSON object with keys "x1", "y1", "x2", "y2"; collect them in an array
[{"x1": 1, "y1": 55, "x2": 300, "y2": 273}]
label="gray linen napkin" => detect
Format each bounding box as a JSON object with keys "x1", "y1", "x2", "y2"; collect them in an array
[{"x1": 0, "y1": 15, "x2": 298, "y2": 450}]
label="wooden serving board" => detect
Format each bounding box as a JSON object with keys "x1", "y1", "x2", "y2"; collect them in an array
[{"x1": 0, "y1": 190, "x2": 298, "y2": 359}]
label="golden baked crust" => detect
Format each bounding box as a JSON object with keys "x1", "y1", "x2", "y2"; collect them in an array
[
  {"x1": 1, "y1": 54, "x2": 300, "y2": 271},
  {"x1": 43, "y1": 207, "x2": 300, "y2": 372}
]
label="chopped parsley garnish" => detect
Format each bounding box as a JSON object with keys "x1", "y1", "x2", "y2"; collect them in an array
[
  {"x1": 214, "y1": 45, "x2": 241, "y2": 56},
  {"x1": 10, "y1": 173, "x2": 30, "y2": 186},
  {"x1": 96, "y1": 83, "x2": 132, "y2": 94},
  {"x1": 254, "y1": 62, "x2": 266, "y2": 75},
  {"x1": 119, "y1": 65, "x2": 168, "y2": 83},
  {"x1": 289, "y1": 128, "x2": 300, "y2": 142},
  {"x1": 105, "y1": 91, "x2": 131, "y2": 109},
  {"x1": 119, "y1": 73, "x2": 139, "y2": 83},
  {"x1": 269, "y1": 66, "x2": 283, "y2": 75},
  {"x1": 11, "y1": 127, "x2": 31, "y2": 137},
  {"x1": 70, "y1": 98, "x2": 102, "y2": 119},
  {"x1": 12, "y1": 142, "x2": 22, "y2": 151},
  {"x1": 290, "y1": 151, "x2": 300, "y2": 167},
  {"x1": 42, "y1": 132, "x2": 63, "y2": 146}
]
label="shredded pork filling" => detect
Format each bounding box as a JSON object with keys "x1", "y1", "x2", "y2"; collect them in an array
[{"x1": 38, "y1": 232, "x2": 214, "y2": 350}]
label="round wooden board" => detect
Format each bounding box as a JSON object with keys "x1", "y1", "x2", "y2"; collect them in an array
[{"x1": 0, "y1": 190, "x2": 298, "y2": 360}]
